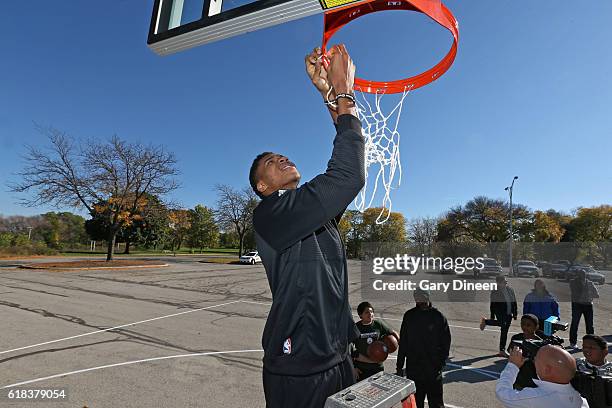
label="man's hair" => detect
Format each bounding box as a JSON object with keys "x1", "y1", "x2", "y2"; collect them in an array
[
  {"x1": 582, "y1": 334, "x2": 608, "y2": 350},
  {"x1": 357, "y1": 301, "x2": 373, "y2": 316},
  {"x1": 495, "y1": 275, "x2": 507, "y2": 283},
  {"x1": 520, "y1": 314, "x2": 539, "y2": 326},
  {"x1": 249, "y1": 152, "x2": 273, "y2": 199}
]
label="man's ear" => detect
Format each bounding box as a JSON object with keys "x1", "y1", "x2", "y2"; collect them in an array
[{"x1": 257, "y1": 181, "x2": 268, "y2": 195}]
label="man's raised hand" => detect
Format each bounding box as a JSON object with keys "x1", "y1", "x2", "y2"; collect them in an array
[
  {"x1": 509, "y1": 347, "x2": 526, "y2": 368},
  {"x1": 305, "y1": 47, "x2": 332, "y2": 98},
  {"x1": 326, "y1": 44, "x2": 355, "y2": 96}
]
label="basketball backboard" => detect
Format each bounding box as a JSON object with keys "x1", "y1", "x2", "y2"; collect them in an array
[{"x1": 147, "y1": 0, "x2": 367, "y2": 55}]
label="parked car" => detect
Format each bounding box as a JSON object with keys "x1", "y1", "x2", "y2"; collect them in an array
[
  {"x1": 536, "y1": 260, "x2": 550, "y2": 269},
  {"x1": 239, "y1": 251, "x2": 261, "y2": 265},
  {"x1": 564, "y1": 264, "x2": 586, "y2": 281},
  {"x1": 566, "y1": 266, "x2": 605, "y2": 285},
  {"x1": 439, "y1": 264, "x2": 456, "y2": 274},
  {"x1": 513, "y1": 260, "x2": 539, "y2": 277},
  {"x1": 474, "y1": 258, "x2": 503, "y2": 278},
  {"x1": 543, "y1": 262, "x2": 570, "y2": 279}
]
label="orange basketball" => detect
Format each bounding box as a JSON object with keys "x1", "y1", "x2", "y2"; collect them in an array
[
  {"x1": 383, "y1": 335, "x2": 398, "y2": 353},
  {"x1": 367, "y1": 340, "x2": 389, "y2": 363}
]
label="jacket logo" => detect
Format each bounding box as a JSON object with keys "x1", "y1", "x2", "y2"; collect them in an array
[{"x1": 283, "y1": 338, "x2": 292, "y2": 354}]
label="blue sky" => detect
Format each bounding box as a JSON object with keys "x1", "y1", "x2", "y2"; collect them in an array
[{"x1": 1, "y1": 0, "x2": 610, "y2": 221}]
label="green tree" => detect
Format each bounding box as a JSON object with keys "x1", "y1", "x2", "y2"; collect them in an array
[
  {"x1": 339, "y1": 210, "x2": 364, "y2": 258},
  {"x1": 569, "y1": 205, "x2": 612, "y2": 267},
  {"x1": 168, "y1": 209, "x2": 192, "y2": 251},
  {"x1": 570, "y1": 205, "x2": 612, "y2": 242},
  {"x1": 437, "y1": 196, "x2": 531, "y2": 243},
  {"x1": 187, "y1": 205, "x2": 219, "y2": 252},
  {"x1": 219, "y1": 231, "x2": 239, "y2": 248},
  {"x1": 361, "y1": 207, "x2": 407, "y2": 243},
  {"x1": 85, "y1": 197, "x2": 147, "y2": 254},
  {"x1": 533, "y1": 211, "x2": 565, "y2": 242},
  {"x1": 38, "y1": 212, "x2": 88, "y2": 249}
]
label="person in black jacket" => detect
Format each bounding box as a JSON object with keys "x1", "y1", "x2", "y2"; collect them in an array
[
  {"x1": 569, "y1": 270, "x2": 599, "y2": 348},
  {"x1": 396, "y1": 288, "x2": 451, "y2": 408},
  {"x1": 479, "y1": 275, "x2": 517, "y2": 357},
  {"x1": 250, "y1": 45, "x2": 365, "y2": 408}
]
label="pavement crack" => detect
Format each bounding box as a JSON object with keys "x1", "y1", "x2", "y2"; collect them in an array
[{"x1": 0, "y1": 284, "x2": 69, "y2": 298}]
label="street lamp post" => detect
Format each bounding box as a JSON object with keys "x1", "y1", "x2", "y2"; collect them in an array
[{"x1": 505, "y1": 176, "x2": 518, "y2": 276}]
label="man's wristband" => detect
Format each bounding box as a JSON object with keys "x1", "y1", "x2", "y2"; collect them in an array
[{"x1": 324, "y1": 93, "x2": 356, "y2": 110}]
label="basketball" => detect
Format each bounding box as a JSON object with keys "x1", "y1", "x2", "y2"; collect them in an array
[
  {"x1": 383, "y1": 335, "x2": 398, "y2": 353},
  {"x1": 367, "y1": 340, "x2": 389, "y2": 363}
]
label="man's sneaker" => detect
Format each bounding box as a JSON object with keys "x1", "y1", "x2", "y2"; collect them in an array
[
  {"x1": 498, "y1": 350, "x2": 509, "y2": 358},
  {"x1": 479, "y1": 317, "x2": 486, "y2": 331},
  {"x1": 568, "y1": 343, "x2": 577, "y2": 350}
]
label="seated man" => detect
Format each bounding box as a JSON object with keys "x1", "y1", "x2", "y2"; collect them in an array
[
  {"x1": 576, "y1": 334, "x2": 611, "y2": 375},
  {"x1": 351, "y1": 301, "x2": 399, "y2": 381},
  {"x1": 496, "y1": 345, "x2": 589, "y2": 408}
]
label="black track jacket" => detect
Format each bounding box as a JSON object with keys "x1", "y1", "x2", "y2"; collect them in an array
[
  {"x1": 253, "y1": 114, "x2": 365, "y2": 376},
  {"x1": 396, "y1": 305, "x2": 451, "y2": 381}
]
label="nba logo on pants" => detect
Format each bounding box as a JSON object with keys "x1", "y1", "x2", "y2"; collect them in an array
[{"x1": 283, "y1": 338, "x2": 292, "y2": 354}]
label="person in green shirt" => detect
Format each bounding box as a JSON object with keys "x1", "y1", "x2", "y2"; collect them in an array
[{"x1": 351, "y1": 301, "x2": 400, "y2": 381}]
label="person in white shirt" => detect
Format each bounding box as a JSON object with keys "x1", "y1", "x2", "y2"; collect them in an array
[{"x1": 496, "y1": 344, "x2": 589, "y2": 408}]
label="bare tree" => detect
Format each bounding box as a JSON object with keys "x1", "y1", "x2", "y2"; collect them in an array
[
  {"x1": 408, "y1": 217, "x2": 438, "y2": 254},
  {"x1": 214, "y1": 185, "x2": 258, "y2": 257},
  {"x1": 10, "y1": 126, "x2": 179, "y2": 260}
]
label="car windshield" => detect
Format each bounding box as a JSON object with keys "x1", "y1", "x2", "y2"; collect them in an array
[
  {"x1": 518, "y1": 261, "x2": 534, "y2": 266},
  {"x1": 483, "y1": 259, "x2": 497, "y2": 265},
  {"x1": 245, "y1": 252, "x2": 256, "y2": 256}
]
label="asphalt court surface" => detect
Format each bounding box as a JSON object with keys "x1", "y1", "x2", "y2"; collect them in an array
[{"x1": 0, "y1": 257, "x2": 610, "y2": 407}]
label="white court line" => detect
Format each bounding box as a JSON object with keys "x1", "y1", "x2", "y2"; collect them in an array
[
  {"x1": 445, "y1": 363, "x2": 500, "y2": 380},
  {"x1": 387, "y1": 356, "x2": 500, "y2": 380},
  {"x1": 3, "y1": 347, "x2": 469, "y2": 408},
  {"x1": 1, "y1": 349, "x2": 264, "y2": 389},
  {"x1": 3, "y1": 298, "x2": 494, "y2": 404},
  {"x1": 0, "y1": 300, "x2": 242, "y2": 356}
]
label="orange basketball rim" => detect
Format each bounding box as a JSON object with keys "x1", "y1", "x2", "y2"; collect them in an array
[{"x1": 322, "y1": 0, "x2": 459, "y2": 94}]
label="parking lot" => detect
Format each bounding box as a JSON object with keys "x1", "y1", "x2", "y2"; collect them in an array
[{"x1": 1, "y1": 256, "x2": 610, "y2": 407}]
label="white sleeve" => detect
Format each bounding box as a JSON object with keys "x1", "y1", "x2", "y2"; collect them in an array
[{"x1": 495, "y1": 363, "x2": 544, "y2": 408}]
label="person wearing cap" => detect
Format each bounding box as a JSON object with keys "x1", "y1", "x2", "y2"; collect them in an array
[
  {"x1": 396, "y1": 288, "x2": 451, "y2": 408},
  {"x1": 480, "y1": 275, "x2": 518, "y2": 357}
]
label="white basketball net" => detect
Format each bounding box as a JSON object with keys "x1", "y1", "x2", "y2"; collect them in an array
[{"x1": 353, "y1": 86, "x2": 412, "y2": 224}]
